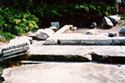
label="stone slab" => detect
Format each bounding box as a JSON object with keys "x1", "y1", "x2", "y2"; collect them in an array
[
  {"x1": 91, "y1": 46, "x2": 125, "y2": 63},
  {"x1": 2, "y1": 62, "x2": 125, "y2": 83},
  {"x1": 44, "y1": 25, "x2": 125, "y2": 45},
  {"x1": 29, "y1": 45, "x2": 93, "y2": 61},
  {"x1": 44, "y1": 34, "x2": 125, "y2": 45},
  {"x1": 27, "y1": 44, "x2": 125, "y2": 63},
  {"x1": 54, "y1": 25, "x2": 72, "y2": 35},
  {"x1": 119, "y1": 27, "x2": 125, "y2": 33}
]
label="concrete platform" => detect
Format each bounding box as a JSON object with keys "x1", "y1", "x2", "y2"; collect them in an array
[{"x1": 2, "y1": 62, "x2": 125, "y2": 83}]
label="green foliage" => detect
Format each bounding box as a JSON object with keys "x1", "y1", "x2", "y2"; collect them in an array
[
  {"x1": 0, "y1": 7, "x2": 39, "y2": 35},
  {"x1": 0, "y1": 0, "x2": 116, "y2": 33},
  {"x1": 0, "y1": 32, "x2": 16, "y2": 42},
  {"x1": 120, "y1": 15, "x2": 125, "y2": 20},
  {"x1": 28, "y1": 0, "x2": 116, "y2": 27}
]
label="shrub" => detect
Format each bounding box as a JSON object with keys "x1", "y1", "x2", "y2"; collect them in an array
[
  {"x1": 30, "y1": 0, "x2": 117, "y2": 27},
  {"x1": 0, "y1": 32, "x2": 16, "y2": 42},
  {"x1": 0, "y1": 0, "x2": 116, "y2": 28},
  {"x1": 0, "y1": 7, "x2": 39, "y2": 35}
]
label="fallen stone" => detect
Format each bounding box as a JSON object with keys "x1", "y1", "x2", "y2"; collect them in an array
[
  {"x1": 119, "y1": 27, "x2": 125, "y2": 36},
  {"x1": 29, "y1": 45, "x2": 93, "y2": 61},
  {"x1": 54, "y1": 25, "x2": 73, "y2": 34},
  {"x1": 9, "y1": 36, "x2": 32, "y2": 45},
  {"x1": 2, "y1": 62, "x2": 125, "y2": 83},
  {"x1": 50, "y1": 22, "x2": 60, "y2": 28},
  {"x1": 108, "y1": 15, "x2": 120, "y2": 24},
  {"x1": 86, "y1": 30, "x2": 96, "y2": 35},
  {"x1": 103, "y1": 16, "x2": 114, "y2": 27},
  {"x1": 81, "y1": 39, "x2": 112, "y2": 45},
  {"x1": 43, "y1": 39, "x2": 57, "y2": 45},
  {"x1": 91, "y1": 46, "x2": 125, "y2": 63},
  {"x1": 30, "y1": 29, "x2": 55, "y2": 40},
  {"x1": 44, "y1": 34, "x2": 109, "y2": 45},
  {"x1": 27, "y1": 44, "x2": 125, "y2": 63},
  {"x1": 70, "y1": 26, "x2": 77, "y2": 31},
  {"x1": 90, "y1": 22, "x2": 97, "y2": 28},
  {"x1": 108, "y1": 32, "x2": 117, "y2": 37},
  {"x1": 0, "y1": 36, "x2": 31, "y2": 61},
  {"x1": 49, "y1": 26, "x2": 58, "y2": 32},
  {"x1": 119, "y1": 27, "x2": 125, "y2": 33},
  {"x1": 59, "y1": 39, "x2": 113, "y2": 45},
  {"x1": 113, "y1": 38, "x2": 125, "y2": 45},
  {"x1": 44, "y1": 33, "x2": 125, "y2": 45}
]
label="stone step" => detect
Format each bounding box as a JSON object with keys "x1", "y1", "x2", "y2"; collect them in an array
[
  {"x1": 25, "y1": 45, "x2": 92, "y2": 62},
  {"x1": 22, "y1": 45, "x2": 125, "y2": 63}
]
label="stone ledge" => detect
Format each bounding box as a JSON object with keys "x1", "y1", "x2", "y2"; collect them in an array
[
  {"x1": 25, "y1": 45, "x2": 125, "y2": 63},
  {"x1": 28, "y1": 45, "x2": 93, "y2": 62},
  {"x1": 44, "y1": 36, "x2": 125, "y2": 45}
]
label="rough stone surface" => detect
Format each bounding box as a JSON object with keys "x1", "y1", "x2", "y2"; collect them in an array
[
  {"x1": 86, "y1": 30, "x2": 96, "y2": 35},
  {"x1": 54, "y1": 25, "x2": 73, "y2": 34},
  {"x1": 91, "y1": 46, "x2": 125, "y2": 63},
  {"x1": 108, "y1": 32, "x2": 117, "y2": 37},
  {"x1": 113, "y1": 38, "x2": 125, "y2": 45},
  {"x1": 103, "y1": 16, "x2": 114, "y2": 27},
  {"x1": 70, "y1": 26, "x2": 77, "y2": 31},
  {"x1": 44, "y1": 34, "x2": 125, "y2": 45},
  {"x1": 90, "y1": 22, "x2": 97, "y2": 28},
  {"x1": 119, "y1": 27, "x2": 125, "y2": 36},
  {"x1": 119, "y1": 27, "x2": 125, "y2": 33},
  {"x1": 29, "y1": 45, "x2": 93, "y2": 61},
  {"x1": 2, "y1": 62, "x2": 125, "y2": 83},
  {"x1": 28, "y1": 44, "x2": 125, "y2": 63},
  {"x1": 49, "y1": 26, "x2": 58, "y2": 32},
  {"x1": 108, "y1": 15, "x2": 120, "y2": 24},
  {"x1": 29, "y1": 29, "x2": 55, "y2": 40}
]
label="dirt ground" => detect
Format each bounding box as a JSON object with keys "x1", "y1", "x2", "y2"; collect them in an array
[
  {"x1": 0, "y1": 42, "x2": 7, "y2": 48},
  {"x1": 64, "y1": 20, "x2": 125, "y2": 36},
  {"x1": 0, "y1": 42, "x2": 7, "y2": 46}
]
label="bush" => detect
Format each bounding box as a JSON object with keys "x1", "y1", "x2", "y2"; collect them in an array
[
  {"x1": 30, "y1": 0, "x2": 117, "y2": 27},
  {"x1": 0, "y1": 7, "x2": 39, "y2": 35},
  {"x1": 0, "y1": 32, "x2": 16, "y2": 42},
  {"x1": 0, "y1": 0, "x2": 116, "y2": 31}
]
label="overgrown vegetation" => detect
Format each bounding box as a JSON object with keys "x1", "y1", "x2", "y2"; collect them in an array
[
  {"x1": 0, "y1": 6, "x2": 39, "y2": 42},
  {"x1": 0, "y1": 0, "x2": 116, "y2": 42},
  {"x1": 0, "y1": 32, "x2": 16, "y2": 42}
]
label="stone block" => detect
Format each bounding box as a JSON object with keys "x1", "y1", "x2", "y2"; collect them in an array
[
  {"x1": 108, "y1": 15, "x2": 120, "y2": 24},
  {"x1": 103, "y1": 16, "x2": 114, "y2": 27},
  {"x1": 119, "y1": 27, "x2": 125, "y2": 36},
  {"x1": 112, "y1": 38, "x2": 125, "y2": 45}
]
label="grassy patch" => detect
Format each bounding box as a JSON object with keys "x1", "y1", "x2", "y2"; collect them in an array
[{"x1": 120, "y1": 15, "x2": 125, "y2": 20}]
